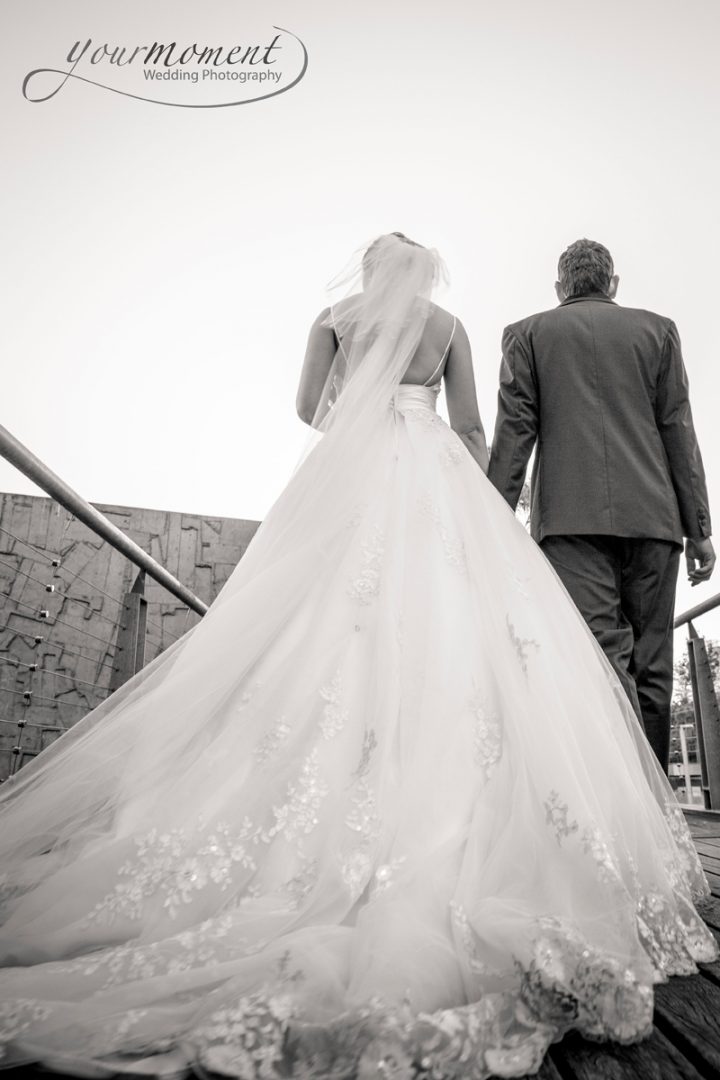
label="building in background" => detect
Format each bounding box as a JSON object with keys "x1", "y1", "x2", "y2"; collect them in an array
[{"x1": 0, "y1": 492, "x2": 259, "y2": 779}]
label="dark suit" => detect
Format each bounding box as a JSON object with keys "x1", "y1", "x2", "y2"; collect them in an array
[{"x1": 488, "y1": 293, "x2": 712, "y2": 770}]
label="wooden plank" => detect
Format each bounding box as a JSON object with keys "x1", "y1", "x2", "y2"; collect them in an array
[
  {"x1": 684, "y1": 812, "x2": 720, "y2": 840},
  {"x1": 698, "y1": 895, "x2": 720, "y2": 933},
  {"x1": 689, "y1": 827, "x2": 720, "y2": 841},
  {"x1": 703, "y1": 870, "x2": 720, "y2": 896},
  {"x1": 696, "y1": 899, "x2": 720, "y2": 984},
  {"x1": 550, "y1": 1026, "x2": 706, "y2": 1080},
  {"x1": 653, "y1": 973, "x2": 720, "y2": 1077},
  {"x1": 695, "y1": 840, "x2": 720, "y2": 859},
  {"x1": 697, "y1": 853, "x2": 720, "y2": 872}
]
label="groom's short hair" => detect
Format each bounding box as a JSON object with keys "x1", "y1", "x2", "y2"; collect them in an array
[{"x1": 558, "y1": 239, "x2": 614, "y2": 298}]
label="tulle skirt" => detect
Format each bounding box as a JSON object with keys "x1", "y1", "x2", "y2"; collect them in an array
[{"x1": 0, "y1": 386, "x2": 716, "y2": 1078}]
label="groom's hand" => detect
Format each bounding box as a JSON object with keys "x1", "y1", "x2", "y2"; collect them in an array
[{"x1": 685, "y1": 536, "x2": 716, "y2": 586}]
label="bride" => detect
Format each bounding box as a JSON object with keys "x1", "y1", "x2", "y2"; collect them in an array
[{"x1": 0, "y1": 232, "x2": 716, "y2": 1079}]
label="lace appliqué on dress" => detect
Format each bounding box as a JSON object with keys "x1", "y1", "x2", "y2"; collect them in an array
[
  {"x1": 236, "y1": 681, "x2": 261, "y2": 713},
  {"x1": 369, "y1": 857, "x2": 407, "y2": 901},
  {"x1": 319, "y1": 672, "x2": 348, "y2": 739},
  {"x1": 85, "y1": 821, "x2": 260, "y2": 924},
  {"x1": 661, "y1": 796, "x2": 710, "y2": 899},
  {"x1": 53, "y1": 910, "x2": 246, "y2": 990},
  {"x1": 450, "y1": 901, "x2": 488, "y2": 976},
  {"x1": 518, "y1": 915, "x2": 653, "y2": 1043},
  {"x1": 418, "y1": 494, "x2": 467, "y2": 574},
  {"x1": 636, "y1": 890, "x2": 716, "y2": 975},
  {"x1": 342, "y1": 778, "x2": 381, "y2": 899},
  {"x1": 348, "y1": 527, "x2": 384, "y2": 605},
  {"x1": 579, "y1": 826, "x2": 622, "y2": 886},
  {"x1": 440, "y1": 437, "x2": 466, "y2": 468},
  {"x1": 254, "y1": 717, "x2": 291, "y2": 764},
  {"x1": 543, "y1": 791, "x2": 579, "y2": 845},
  {"x1": 506, "y1": 616, "x2": 539, "y2": 675},
  {"x1": 506, "y1": 564, "x2": 531, "y2": 599},
  {"x1": 342, "y1": 730, "x2": 380, "y2": 899},
  {"x1": 86, "y1": 1009, "x2": 150, "y2": 1055},
  {"x1": 192, "y1": 953, "x2": 303, "y2": 1079},
  {"x1": 272, "y1": 749, "x2": 329, "y2": 845},
  {"x1": 352, "y1": 728, "x2": 378, "y2": 781},
  {"x1": 0, "y1": 1000, "x2": 52, "y2": 1062},
  {"x1": 195, "y1": 993, "x2": 294, "y2": 1078},
  {"x1": 541, "y1": 792, "x2": 718, "y2": 977},
  {"x1": 281, "y1": 859, "x2": 320, "y2": 909},
  {"x1": 469, "y1": 686, "x2": 503, "y2": 779}
]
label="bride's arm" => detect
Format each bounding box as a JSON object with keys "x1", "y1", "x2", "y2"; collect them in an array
[
  {"x1": 444, "y1": 318, "x2": 490, "y2": 474},
  {"x1": 296, "y1": 307, "x2": 337, "y2": 426}
]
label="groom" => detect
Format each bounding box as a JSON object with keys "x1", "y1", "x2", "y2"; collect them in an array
[{"x1": 488, "y1": 238, "x2": 715, "y2": 773}]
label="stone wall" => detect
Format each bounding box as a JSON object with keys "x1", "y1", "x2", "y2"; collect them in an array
[{"x1": 0, "y1": 492, "x2": 260, "y2": 780}]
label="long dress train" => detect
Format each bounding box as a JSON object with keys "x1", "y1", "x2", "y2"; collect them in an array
[{"x1": 0, "y1": 297, "x2": 717, "y2": 1077}]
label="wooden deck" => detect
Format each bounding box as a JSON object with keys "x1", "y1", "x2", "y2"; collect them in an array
[{"x1": 5, "y1": 810, "x2": 720, "y2": 1079}]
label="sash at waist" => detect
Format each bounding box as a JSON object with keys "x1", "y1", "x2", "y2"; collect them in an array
[{"x1": 392, "y1": 385, "x2": 440, "y2": 414}]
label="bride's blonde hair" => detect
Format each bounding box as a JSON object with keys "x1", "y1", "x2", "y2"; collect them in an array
[{"x1": 361, "y1": 231, "x2": 424, "y2": 274}]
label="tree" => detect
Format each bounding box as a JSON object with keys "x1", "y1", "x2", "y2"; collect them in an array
[
  {"x1": 673, "y1": 637, "x2": 720, "y2": 710},
  {"x1": 670, "y1": 637, "x2": 720, "y2": 774}
]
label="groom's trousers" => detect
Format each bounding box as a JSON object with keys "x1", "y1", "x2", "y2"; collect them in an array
[{"x1": 539, "y1": 535, "x2": 681, "y2": 773}]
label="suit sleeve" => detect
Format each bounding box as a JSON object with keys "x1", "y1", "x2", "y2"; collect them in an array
[
  {"x1": 487, "y1": 326, "x2": 538, "y2": 511},
  {"x1": 655, "y1": 320, "x2": 712, "y2": 540}
]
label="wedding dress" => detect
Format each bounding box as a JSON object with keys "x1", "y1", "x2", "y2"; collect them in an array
[{"x1": 0, "y1": 235, "x2": 717, "y2": 1080}]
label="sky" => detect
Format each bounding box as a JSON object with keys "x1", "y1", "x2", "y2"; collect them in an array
[{"x1": 2, "y1": 0, "x2": 720, "y2": 644}]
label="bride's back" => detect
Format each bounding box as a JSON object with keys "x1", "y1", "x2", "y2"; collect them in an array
[
  {"x1": 333, "y1": 297, "x2": 456, "y2": 386},
  {"x1": 400, "y1": 303, "x2": 456, "y2": 385}
]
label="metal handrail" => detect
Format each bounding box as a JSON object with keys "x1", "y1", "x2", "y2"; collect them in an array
[
  {"x1": 671, "y1": 586, "x2": 720, "y2": 811},
  {"x1": 674, "y1": 591, "x2": 720, "y2": 629},
  {"x1": 0, "y1": 424, "x2": 208, "y2": 616}
]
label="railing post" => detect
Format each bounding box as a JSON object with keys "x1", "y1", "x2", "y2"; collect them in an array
[
  {"x1": 679, "y1": 723, "x2": 695, "y2": 804},
  {"x1": 686, "y1": 621, "x2": 720, "y2": 810},
  {"x1": 108, "y1": 570, "x2": 148, "y2": 693}
]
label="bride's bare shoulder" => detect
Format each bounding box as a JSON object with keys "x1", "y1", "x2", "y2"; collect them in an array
[
  {"x1": 318, "y1": 294, "x2": 360, "y2": 329},
  {"x1": 428, "y1": 300, "x2": 457, "y2": 320},
  {"x1": 427, "y1": 301, "x2": 460, "y2": 333},
  {"x1": 332, "y1": 294, "x2": 362, "y2": 313}
]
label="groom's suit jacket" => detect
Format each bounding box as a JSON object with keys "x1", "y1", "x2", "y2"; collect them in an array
[{"x1": 487, "y1": 293, "x2": 712, "y2": 545}]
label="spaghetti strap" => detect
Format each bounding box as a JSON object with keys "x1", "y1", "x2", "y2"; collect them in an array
[{"x1": 423, "y1": 315, "x2": 457, "y2": 386}]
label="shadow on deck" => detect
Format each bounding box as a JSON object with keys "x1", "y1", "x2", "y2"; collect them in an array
[{"x1": 5, "y1": 810, "x2": 720, "y2": 1080}]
